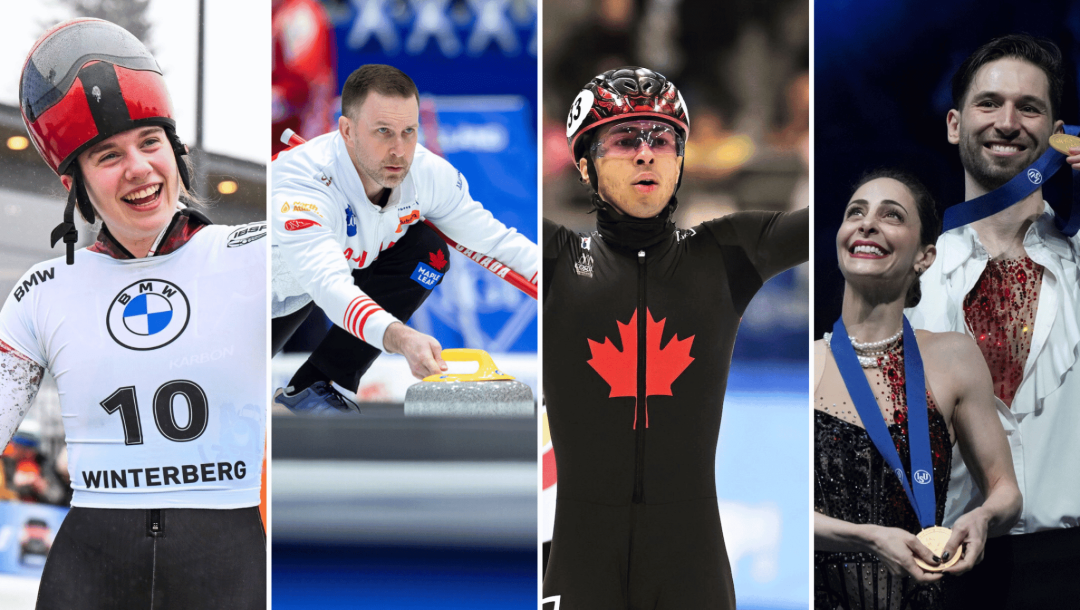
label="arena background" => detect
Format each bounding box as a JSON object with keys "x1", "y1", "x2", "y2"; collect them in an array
[
  {"x1": 542, "y1": 0, "x2": 810, "y2": 608},
  {"x1": 270, "y1": 1, "x2": 539, "y2": 608},
  {"x1": 814, "y1": 0, "x2": 1080, "y2": 335},
  {"x1": 0, "y1": 1, "x2": 268, "y2": 608}
]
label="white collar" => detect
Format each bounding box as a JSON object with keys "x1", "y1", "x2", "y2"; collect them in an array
[{"x1": 938, "y1": 202, "x2": 1075, "y2": 275}]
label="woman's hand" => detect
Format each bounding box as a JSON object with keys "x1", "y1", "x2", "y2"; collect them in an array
[
  {"x1": 816, "y1": 513, "x2": 942, "y2": 581},
  {"x1": 865, "y1": 524, "x2": 945, "y2": 582},
  {"x1": 941, "y1": 507, "x2": 990, "y2": 574}
]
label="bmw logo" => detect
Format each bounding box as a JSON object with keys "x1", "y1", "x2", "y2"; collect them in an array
[
  {"x1": 913, "y1": 469, "x2": 931, "y2": 485},
  {"x1": 1028, "y1": 168, "x2": 1043, "y2": 184},
  {"x1": 107, "y1": 279, "x2": 190, "y2": 350}
]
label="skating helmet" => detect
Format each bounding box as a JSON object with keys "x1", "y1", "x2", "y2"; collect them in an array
[
  {"x1": 19, "y1": 19, "x2": 192, "y2": 263},
  {"x1": 566, "y1": 66, "x2": 690, "y2": 163}
]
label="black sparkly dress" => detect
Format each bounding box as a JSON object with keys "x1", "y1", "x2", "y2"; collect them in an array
[{"x1": 815, "y1": 341, "x2": 953, "y2": 610}]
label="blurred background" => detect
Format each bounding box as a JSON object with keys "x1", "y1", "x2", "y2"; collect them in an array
[
  {"x1": 271, "y1": 0, "x2": 537, "y2": 608},
  {"x1": 0, "y1": 1, "x2": 268, "y2": 608},
  {"x1": 814, "y1": 0, "x2": 1080, "y2": 334},
  {"x1": 541, "y1": 0, "x2": 809, "y2": 608}
]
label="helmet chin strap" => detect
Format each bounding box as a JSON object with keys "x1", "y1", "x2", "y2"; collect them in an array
[
  {"x1": 49, "y1": 166, "x2": 95, "y2": 265},
  {"x1": 165, "y1": 126, "x2": 192, "y2": 193}
]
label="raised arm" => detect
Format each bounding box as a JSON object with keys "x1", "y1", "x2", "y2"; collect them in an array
[
  {"x1": 936, "y1": 333, "x2": 1021, "y2": 573},
  {"x1": 702, "y1": 207, "x2": 809, "y2": 315},
  {"x1": 705, "y1": 207, "x2": 809, "y2": 280}
]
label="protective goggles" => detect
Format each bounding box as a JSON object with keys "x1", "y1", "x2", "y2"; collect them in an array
[{"x1": 591, "y1": 120, "x2": 685, "y2": 158}]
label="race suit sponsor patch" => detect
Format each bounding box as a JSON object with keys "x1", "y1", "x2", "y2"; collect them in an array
[
  {"x1": 80, "y1": 460, "x2": 248, "y2": 489},
  {"x1": 107, "y1": 279, "x2": 190, "y2": 350}
]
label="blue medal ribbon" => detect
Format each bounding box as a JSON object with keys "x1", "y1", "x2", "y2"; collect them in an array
[
  {"x1": 942, "y1": 125, "x2": 1080, "y2": 236},
  {"x1": 830, "y1": 316, "x2": 937, "y2": 529}
]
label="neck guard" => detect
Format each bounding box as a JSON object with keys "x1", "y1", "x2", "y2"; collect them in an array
[{"x1": 594, "y1": 193, "x2": 676, "y2": 250}]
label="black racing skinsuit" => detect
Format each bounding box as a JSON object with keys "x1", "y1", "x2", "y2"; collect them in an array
[{"x1": 542, "y1": 207, "x2": 808, "y2": 609}]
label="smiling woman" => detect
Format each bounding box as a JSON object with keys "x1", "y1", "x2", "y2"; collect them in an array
[
  {"x1": 0, "y1": 17, "x2": 267, "y2": 610},
  {"x1": 813, "y1": 169, "x2": 1021, "y2": 610},
  {"x1": 65, "y1": 126, "x2": 181, "y2": 257}
]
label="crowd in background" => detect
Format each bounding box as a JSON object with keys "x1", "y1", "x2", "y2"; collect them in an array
[{"x1": 542, "y1": 0, "x2": 808, "y2": 233}]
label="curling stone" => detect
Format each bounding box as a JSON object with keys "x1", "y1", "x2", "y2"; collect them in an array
[{"x1": 403, "y1": 349, "x2": 534, "y2": 417}]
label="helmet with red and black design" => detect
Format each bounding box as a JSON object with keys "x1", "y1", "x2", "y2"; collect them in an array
[
  {"x1": 20, "y1": 18, "x2": 192, "y2": 263},
  {"x1": 566, "y1": 66, "x2": 690, "y2": 163}
]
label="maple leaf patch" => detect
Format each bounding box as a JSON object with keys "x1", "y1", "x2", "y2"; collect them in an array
[
  {"x1": 587, "y1": 308, "x2": 695, "y2": 428},
  {"x1": 429, "y1": 250, "x2": 448, "y2": 271}
]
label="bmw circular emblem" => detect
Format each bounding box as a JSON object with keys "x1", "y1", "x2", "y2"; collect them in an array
[
  {"x1": 107, "y1": 279, "x2": 190, "y2": 350},
  {"x1": 1028, "y1": 168, "x2": 1043, "y2": 184}
]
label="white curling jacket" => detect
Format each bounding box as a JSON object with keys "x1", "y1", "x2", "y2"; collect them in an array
[{"x1": 272, "y1": 131, "x2": 538, "y2": 352}]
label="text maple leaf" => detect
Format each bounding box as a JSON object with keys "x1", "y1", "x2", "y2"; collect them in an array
[
  {"x1": 429, "y1": 250, "x2": 448, "y2": 271},
  {"x1": 587, "y1": 309, "x2": 695, "y2": 427}
]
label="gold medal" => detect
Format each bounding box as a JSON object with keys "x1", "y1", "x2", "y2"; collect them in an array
[
  {"x1": 912, "y1": 526, "x2": 961, "y2": 572},
  {"x1": 1049, "y1": 133, "x2": 1080, "y2": 155}
]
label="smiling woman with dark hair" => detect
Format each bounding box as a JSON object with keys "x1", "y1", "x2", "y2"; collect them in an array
[
  {"x1": 813, "y1": 171, "x2": 1020, "y2": 610},
  {"x1": 0, "y1": 18, "x2": 266, "y2": 609}
]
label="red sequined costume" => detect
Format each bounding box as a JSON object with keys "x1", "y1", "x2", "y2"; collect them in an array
[
  {"x1": 815, "y1": 338, "x2": 952, "y2": 610},
  {"x1": 962, "y1": 257, "x2": 1042, "y2": 407}
]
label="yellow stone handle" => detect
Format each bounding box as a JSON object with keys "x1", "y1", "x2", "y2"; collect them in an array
[{"x1": 421, "y1": 348, "x2": 517, "y2": 382}]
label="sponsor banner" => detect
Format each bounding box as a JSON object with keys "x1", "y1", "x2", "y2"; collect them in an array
[
  {"x1": 333, "y1": 1, "x2": 537, "y2": 111},
  {"x1": 0, "y1": 501, "x2": 69, "y2": 577}
]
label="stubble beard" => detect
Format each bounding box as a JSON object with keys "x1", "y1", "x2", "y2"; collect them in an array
[
  {"x1": 958, "y1": 131, "x2": 1045, "y2": 193},
  {"x1": 364, "y1": 156, "x2": 410, "y2": 190}
]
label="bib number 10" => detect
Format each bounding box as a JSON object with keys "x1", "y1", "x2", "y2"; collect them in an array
[{"x1": 100, "y1": 380, "x2": 209, "y2": 445}]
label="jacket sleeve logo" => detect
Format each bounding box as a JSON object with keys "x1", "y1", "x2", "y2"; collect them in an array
[
  {"x1": 396, "y1": 209, "x2": 422, "y2": 233},
  {"x1": 345, "y1": 206, "x2": 357, "y2": 237},
  {"x1": 410, "y1": 262, "x2": 444, "y2": 289},
  {"x1": 285, "y1": 219, "x2": 321, "y2": 231},
  {"x1": 428, "y1": 250, "x2": 448, "y2": 271}
]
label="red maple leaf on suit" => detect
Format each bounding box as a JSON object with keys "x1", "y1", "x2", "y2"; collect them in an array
[
  {"x1": 586, "y1": 308, "x2": 695, "y2": 428},
  {"x1": 429, "y1": 250, "x2": 448, "y2": 271}
]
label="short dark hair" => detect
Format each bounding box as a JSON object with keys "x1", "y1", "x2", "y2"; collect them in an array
[
  {"x1": 852, "y1": 168, "x2": 940, "y2": 308},
  {"x1": 340, "y1": 65, "x2": 419, "y2": 119},
  {"x1": 951, "y1": 34, "x2": 1064, "y2": 120}
]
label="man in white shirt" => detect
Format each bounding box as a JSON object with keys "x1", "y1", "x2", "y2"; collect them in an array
[
  {"x1": 908, "y1": 34, "x2": 1080, "y2": 606},
  {"x1": 272, "y1": 65, "x2": 538, "y2": 413}
]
